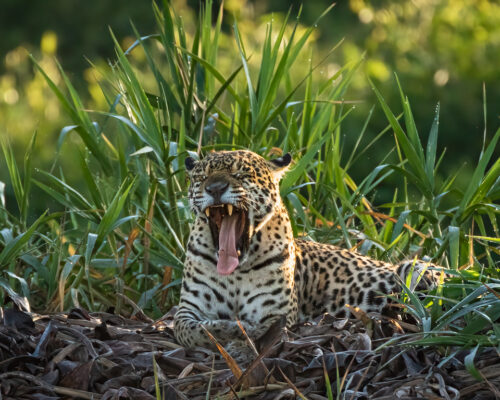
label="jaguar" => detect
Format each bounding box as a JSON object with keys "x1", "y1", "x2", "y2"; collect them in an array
[{"x1": 173, "y1": 150, "x2": 443, "y2": 357}]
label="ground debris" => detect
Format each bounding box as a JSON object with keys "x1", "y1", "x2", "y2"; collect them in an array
[{"x1": 0, "y1": 306, "x2": 498, "y2": 399}]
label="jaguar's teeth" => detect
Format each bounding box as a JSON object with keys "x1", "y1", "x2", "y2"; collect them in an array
[
  {"x1": 227, "y1": 204, "x2": 233, "y2": 216},
  {"x1": 205, "y1": 208, "x2": 210, "y2": 217}
]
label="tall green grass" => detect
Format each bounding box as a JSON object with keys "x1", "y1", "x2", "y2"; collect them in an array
[{"x1": 0, "y1": 1, "x2": 498, "y2": 354}]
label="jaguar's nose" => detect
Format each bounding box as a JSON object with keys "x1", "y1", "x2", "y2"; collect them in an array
[{"x1": 205, "y1": 179, "x2": 229, "y2": 202}]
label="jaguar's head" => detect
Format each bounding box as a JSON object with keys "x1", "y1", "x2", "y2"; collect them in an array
[{"x1": 185, "y1": 150, "x2": 291, "y2": 275}]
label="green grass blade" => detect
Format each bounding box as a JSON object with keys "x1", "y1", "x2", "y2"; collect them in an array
[
  {"x1": 425, "y1": 103, "x2": 440, "y2": 190},
  {"x1": 399, "y1": 280, "x2": 429, "y2": 328},
  {"x1": 30, "y1": 55, "x2": 79, "y2": 122},
  {"x1": 464, "y1": 345, "x2": 483, "y2": 381},
  {"x1": 129, "y1": 24, "x2": 181, "y2": 116},
  {"x1": 395, "y1": 74, "x2": 425, "y2": 164},
  {"x1": 31, "y1": 56, "x2": 111, "y2": 174},
  {"x1": 435, "y1": 285, "x2": 488, "y2": 329},
  {"x1": 0, "y1": 212, "x2": 46, "y2": 266},
  {"x1": 460, "y1": 300, "x2": 500, "y2": 335},
  {"x1": 370, "y1": 79, "x2": 430, "y2": 198},
  {"x1": 184, "y1": 23, "x2": 200, "y2": 130},
  {"x1": 32, "y1": 180, "x2": 93, "y2": 221},
  {"x1": 455, "y1": 127, "x2": 500, "y2": 222},
  {"x1": 281, "y1": 108, "x2": 354, "y2": 194},
  {"x1": 468, "y1": 157, "x2": 500, "y2": 209},
  {"x1": 85, "y1": 232, "x2": 98, "y2": 307},
  {"x1": 37, "y1": 171, "x2": 95, "y2": 212},
  {"x1": 95, "y1": 177, "x2": 136, "y2": 247},
  {"x1": 257, "y1": 17, "x2": 298, "y2": 128},
  {"x1": 21, "y1": 132, "x2": 36, "y2": 226},
  {"x1": 1, "y1": 140, "x2": 23, "y2": 217},
  {"x1": 390, "y1": 210, "x2": 411, "y2": 244},
  {"x1": 448, "y1": 226, "x2": 460, "y2": 269},
  {"x1": 5, "y1": 271, "x2": 30, "y2": 299},
  {"x1": 78, "y1": 150, "x2": 104, "y2": 210},
  {"x1": 109, "y1": 28, "x2": 165, "y2": 161},
  {"x1": 233, "y1": 21, "x2": 258, "y2": 136},
  {"x1": 177, "y1": 48, "x2": 243, "y2": 105},
  {"x1": 58, "y1": 255, "x2": 82, "y2": 310}
]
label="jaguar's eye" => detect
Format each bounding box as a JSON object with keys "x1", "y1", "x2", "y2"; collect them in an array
[{"x1": 192, "y1": 174, "x2": 207, "y2": 181}]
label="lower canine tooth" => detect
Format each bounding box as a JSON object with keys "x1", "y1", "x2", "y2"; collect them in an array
[
  {"x1": 205, "y1": 208, "x2": 210, "y2": 217},
  {"x1": 227, "y1": 204, "x2": 233, "y2": 216}
]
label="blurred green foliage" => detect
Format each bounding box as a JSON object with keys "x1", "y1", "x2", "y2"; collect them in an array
[{"x1": 0, "y1": 0, "x2": 499, "y2": 214}]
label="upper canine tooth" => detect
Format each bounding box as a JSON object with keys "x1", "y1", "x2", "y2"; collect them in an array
[
  {"x1": 205, "y1": 208, "x2": 210, "y2": 217},
  {"x1": 227, "y1": 204, "x2": 233, "y2": 216}
]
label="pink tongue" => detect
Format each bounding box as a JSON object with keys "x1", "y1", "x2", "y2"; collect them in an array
[{"x1": 217, "y1": 213, "x2": 239, "y2": 275}]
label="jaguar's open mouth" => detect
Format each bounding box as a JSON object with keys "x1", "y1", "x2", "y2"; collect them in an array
[{"x1": 204, "y1": 204, "x2": 249, "y2": 275}]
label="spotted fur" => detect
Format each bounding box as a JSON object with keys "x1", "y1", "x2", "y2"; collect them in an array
[{"x1": 174, "y1": 150, "x2": 444, "y2": 355}]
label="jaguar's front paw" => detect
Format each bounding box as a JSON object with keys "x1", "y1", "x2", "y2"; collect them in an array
[
  {"x1": 247, "y1": 315, "x2": 286, "y2": 341},
  {"x1": 224, "y1": 340, "x2": 255, "y2": 366}
]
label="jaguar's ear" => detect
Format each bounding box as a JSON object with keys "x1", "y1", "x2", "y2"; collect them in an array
[
  {"x1": 185, "y1": 157, "x2": 196, "y2": 171},
  {"x1": 270, "y1": 153, "x2": 291, "y2": 168},
  {"x1": 269, "y1": 153, "x2": 292, "y2": 180}
]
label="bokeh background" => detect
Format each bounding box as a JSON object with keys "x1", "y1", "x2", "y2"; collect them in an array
[{"x1": 1, "y1": 0, "x2": 499, "y2": 215}]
